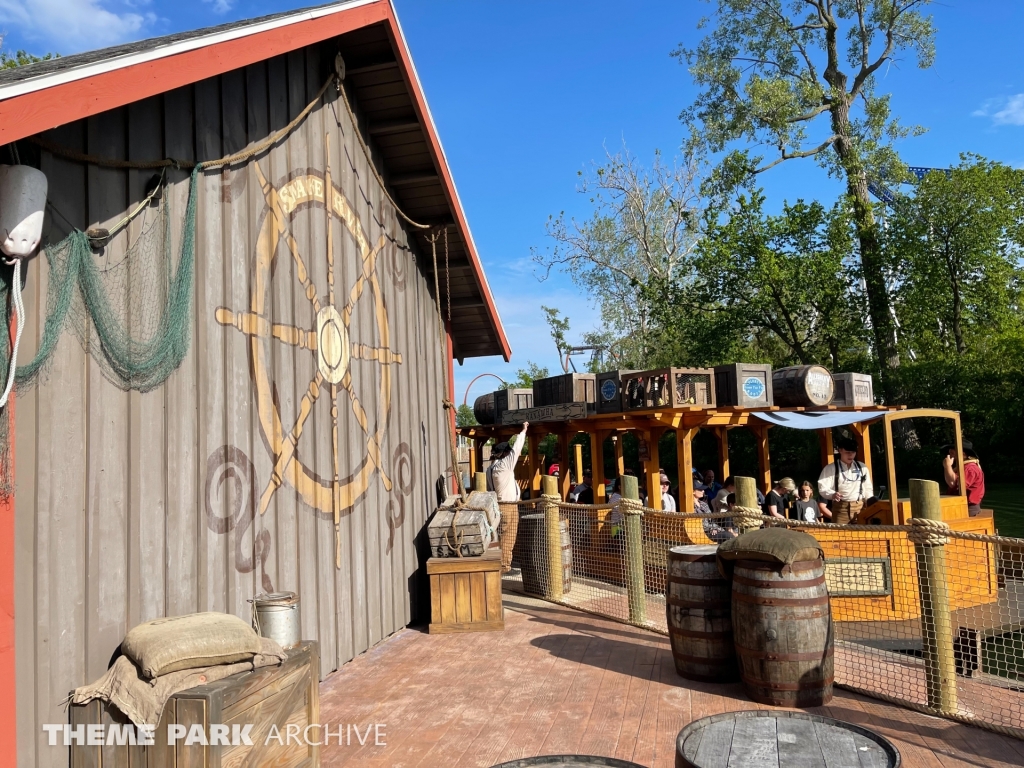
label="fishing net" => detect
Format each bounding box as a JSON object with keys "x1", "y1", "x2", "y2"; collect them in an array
[{"x1": 0, "y1": 166, "x2": 200, "y2": 495}]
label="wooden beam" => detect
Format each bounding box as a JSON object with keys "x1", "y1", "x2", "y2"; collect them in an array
[
  {"x1": 715, "y1": 426, "x2": 730, "y2": 480},
  {"x1": 752, "y1": 424, "x2": 771, "y2": 494},
  {"x1": 614, "y1": 432, "x2": 625, "y2": 478},
  {"x1": 368, "y1": 118, "x2": 422, "y2": 136},
  {"x1": 574, "y1": 442, "x2": 584, "y2": 486},
  {"x1": 592, "y1": 431, "x2": 607, "y2": 502},
  {"x1": 558, "y1": 432, "x2": 572, "y2": 500},
  {"x1": 347, "y1": 60, "x2": 400, "y2": 77},
  {"x1": 529, "y1": 432, "x2": 543, "y2": 497},
  {"x1": 645, "y1": 429, "x2": 664, "y2": 510},
  {"x1": 390, "y1": 171, "x2": 440, "y2": 186},
  {"x1": 819, "y1": 428, "x2": 835, "y2": 469},
  {"x1": 677, "y1": 428, "x2": 696, "y2": 513},
  {"x1": 852, "y1": 422, "x2": 872, "y2": 477}
]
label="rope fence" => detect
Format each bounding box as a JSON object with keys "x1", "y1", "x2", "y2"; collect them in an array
[{"x1": 502, "y1": 497, "x2": 1024, "y2": 741}]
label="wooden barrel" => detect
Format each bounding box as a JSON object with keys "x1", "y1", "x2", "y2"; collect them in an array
[
  {"x1": 473, "y1": 392, "x2": 496, "y2": 425},
  {"x1": 518, "y1": 514, "x2": 573, "y2": 595},
  {"x1": 731, "y1": 558, "x2": 834, "y2": 707},
  {"x1": 666, "y1": 545, "x2": 737, "y2": 682},
  {"x1": 771, "y1": 365, "x2": 834, "y2": 407}
]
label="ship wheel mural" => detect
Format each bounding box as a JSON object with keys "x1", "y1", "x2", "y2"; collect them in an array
[{"x1": 215, "y1": 134, "x2": 408, "y2": 569}]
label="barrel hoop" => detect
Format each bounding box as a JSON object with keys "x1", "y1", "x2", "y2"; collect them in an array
[
  {"x1": 672, "y1": 652, "x2": 735, "y2": 665},
  {"x1": 740, "y1": 674, "x2": 835, "y2": 691},
  {"x1": 731, "y1": 592, "x2": 829, "y2": 607},
  {"x1": 734, "y1": 559, "x2": 822, "y2": 573},
  {"x1": 668, "y1": 626, "x2": 733, "y2": 641},
  {"x1": 734, "y1": 644, "x2": 835, "y2": 662},
  {"x1": 667, "y1": 553, "x2": 717, "y2": 563},
  {"x1": 731, "y1": 573, "x2": 826, "y2": 589},
  {"x1": 667, "y1": 597, "x2": 730, "y2": 609},
  {"x1": 667, "y1": 575, "x2": 730, "y2": 587}
]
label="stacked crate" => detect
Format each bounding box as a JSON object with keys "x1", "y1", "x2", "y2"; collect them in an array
[
  {"x1": 621, "y1": 368, "x2": 715, "y2": 411},
  {"x1": 532, "y1": 373, "x2": 597, "y2": 407},
  {"x1": 714, "y1": 363, "x2": 773, "y2": 408}
]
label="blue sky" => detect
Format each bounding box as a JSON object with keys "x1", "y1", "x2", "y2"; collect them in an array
[{"x1": 3, "y1": 0, "x2": 1024, "y2": 405}]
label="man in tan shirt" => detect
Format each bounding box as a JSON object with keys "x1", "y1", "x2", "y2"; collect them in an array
[{"x1": 487, "y1": 421, "x2": 528, "y2": 572}]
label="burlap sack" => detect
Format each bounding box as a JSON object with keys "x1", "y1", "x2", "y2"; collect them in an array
[
  {"x1": 716, "y1": 528, "x2": 823, "y2": 579},
  {"x1": 122, "y1": 612, "x2": 262, "y2": 678}
]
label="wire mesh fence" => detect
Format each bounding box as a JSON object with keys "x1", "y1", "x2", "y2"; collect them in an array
[{"x1": 501, "y1": 498, "x2": 1024, "y2": 740}]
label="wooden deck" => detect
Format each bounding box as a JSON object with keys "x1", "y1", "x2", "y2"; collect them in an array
[{"x1": 318, "y1": 594, "x2": 1024, "y2": 767}]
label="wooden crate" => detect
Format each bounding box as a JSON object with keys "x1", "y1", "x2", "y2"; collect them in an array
[
  {"x1": 494, "y1": 387, "x2": 533, "y2": 423},
  {"x1": 622, "y1": 368, "x2": 715, "y2": 411},
  {"x1": 714, "y1": 363, "x2": 773, "y2": 408},
  {"x1": 831, "y1": 372, "x2": 875, "y2": 407},
  {"x1": 596, "y1": 370, "x2": 637, "y2": 414},
  {"x1": 427, "y1": 548, "x2": 504, "y2": 633},
  {"x1": 70, "y1": 641, "x2": 320, "y2": 767},
  {"x1": 532, "y1": 373, "x2": 596, "y2": 407}
]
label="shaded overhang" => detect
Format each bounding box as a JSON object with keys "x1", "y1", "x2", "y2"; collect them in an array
[{"x1": 0, "y1": 0, "x2": 510, "y2": 362}]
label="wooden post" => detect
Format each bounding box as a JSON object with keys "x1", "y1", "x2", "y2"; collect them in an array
[
  {"x1": 614, "y1": 432, "x2": 625, "y2": 478},
  {"x1": 558, "y1": 432, "x2": 573, "y2": 500},
  {"x1": 644, "y1": 428, "x2": 663, "y2": 510},
  {"x1": 473, "y1": 471, "x2": 487, "y2": 493},
  {"x1": 592, "y1": 431, "x2": 606, "y2": 502},
  {"x1": 468, "y1": 437, "x2": 478, "y2": 479},
  {"x1": 910, "y1": 478, "x2": 957, "y2": 714},
  {"x1": 541, "y1": 475, "x2": 563, "y2": 601},
  {"x1": 735, "y1": 476, "x2": 761, "y2": 533},
  {"x1": 574, "y1": 441, "x2": 584, "y2": 486},
  {"x1": 620, "y1": 474, "x2": 647, "y2": 625},
  {"x1": 715, "y1": 427, "x2": 731, "y2": 479},
  {"x1": 529, "y1": 432, "x2": 542, "y2": 497},
  {"x1": 853, "y1": 422, "x2": 872, "y2": 477},
  {"x1": 819, "y1": 429, "x2": 835, "y2": 469},
  {"x1": 752, "y1": 424, "x2": 772, "y2": 494},
  {"x1": 677, "y1": 428, "x2": 696, "y2": 513}
]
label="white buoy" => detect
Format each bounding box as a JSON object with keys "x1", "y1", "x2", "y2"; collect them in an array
[{"x1": 0, "y1": 165, "x2": 47, "y2": 259}]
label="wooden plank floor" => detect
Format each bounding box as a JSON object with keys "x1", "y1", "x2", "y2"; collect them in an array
[{"x1": 319, "y1": 594, "x2": 1024, "y2": 767}]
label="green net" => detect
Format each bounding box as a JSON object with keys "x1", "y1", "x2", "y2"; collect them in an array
[{"x1": 0, "y1": 165, "x2": 200, "y2": 495}]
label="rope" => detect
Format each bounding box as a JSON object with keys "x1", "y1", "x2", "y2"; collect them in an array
[
  {"x1": 430, "y1": 230, "x2": 466, "y2": 499},
  {"x1": 0, "y1": 260, "x2": 24, "y2": 408},
  {"x1": 908, "y1": 516, "x2": 951, "y2": 547},
  {"x1": 619, "y1": 497, "x2": 644, "y2": 516},
  {"x1": 333, "y1": 58, "x2": 431, "y2": 231},
  {"x1": 732, "y1": 504, "x2": 764, "y2": 531}
]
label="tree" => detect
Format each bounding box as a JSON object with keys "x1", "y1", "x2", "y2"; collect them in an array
[
  {"x1": 534, "y1": 147, "x2": 705, "y2": 367},
  {"x1": 885, "y1": 155, "x2": 1024, "y2": 358},
  {"x1": 456, "y1": 404, "x2": 477, "y2": 428},
  {"x1": 503, "y1": 362, "x2": 549, "y2": 389},
  {"x1": 542, "y1": 306, "x2": 572, "y2": 371},
  {"x1": 677, "y1": 0, "x2": 936, "y2": 381}
]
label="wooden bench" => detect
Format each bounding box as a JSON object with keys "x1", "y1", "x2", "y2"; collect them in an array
[
  {"x1": 70, "y1": 640, "x2": 320, "y2": 767},
  {"x1": 427, "y1": 548, "x2": 504, "y2": 633}
]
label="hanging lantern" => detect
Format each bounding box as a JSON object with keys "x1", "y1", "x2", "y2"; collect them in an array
[{"x1": 0, "y1": 165, "x2": 47, "y2": 260}]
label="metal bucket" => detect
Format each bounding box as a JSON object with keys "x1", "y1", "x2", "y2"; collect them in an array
[{"x1": 252, "y1": 591, "x2": 301, "y2": 649}]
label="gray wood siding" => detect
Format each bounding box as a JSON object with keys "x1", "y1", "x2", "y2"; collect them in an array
[{"x1": 14, "y1": 47, "x2": 449, "y2": 768}]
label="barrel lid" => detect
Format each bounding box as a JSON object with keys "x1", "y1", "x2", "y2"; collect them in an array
[
  {"x1": 253, "y1": 591, "x2": 299, "y2": 606},
  {"x1": 490, "y1": 757, "x2": 647, "y2": 768},
  {"x1": 676, "y1": 710, "x2": 900, "y2": 768},
  {"x1": 670, "y1": 545, "x2": 719, "y2": 558}
]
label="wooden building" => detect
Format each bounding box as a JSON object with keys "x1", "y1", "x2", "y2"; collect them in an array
[{"x1": 0, "y1": 2, "x2": 510, "y2": 764}]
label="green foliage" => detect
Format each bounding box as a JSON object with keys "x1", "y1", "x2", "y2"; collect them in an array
[
  {"x1": 885, "y1": 155, "x2": 1024, "y2": 358},
  {"x1": 503, "y1": 362, "x2": 549, "y2": 389},
  {"x1": 677, "y1": 0, "x2": 938, "y2": 373},
  {"x1": 456, "y1": 404, "x2": 477, "y2": 428},
  {"x1": 0, "y1": 49, "x2": 58, "y2": 69},
  {"x1": 533, "y1": 147, "x2": 704, "y2": 368},
  {"x1": 542, "y1": 305, "x2": 572, "y2": 369}
]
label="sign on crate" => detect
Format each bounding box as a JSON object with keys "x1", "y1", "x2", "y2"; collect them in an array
[{"x1": 500, "y1": 402, "x2": 589, "y2": 425}]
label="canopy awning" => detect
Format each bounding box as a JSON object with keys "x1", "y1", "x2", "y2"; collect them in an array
[{"x1": 753, "y1": 411, "x2": 887, "y2": 430}]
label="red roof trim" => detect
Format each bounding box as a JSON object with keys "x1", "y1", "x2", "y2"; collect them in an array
[{"x1": 0, "y1": 0, "x2": 510, "y2": 361}]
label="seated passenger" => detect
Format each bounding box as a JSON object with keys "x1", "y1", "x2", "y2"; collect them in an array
[
  {"x1": 794, "y1": 480, "x2": 827, "y2": 522},
  {"x1": 703, "y1": 469, "x2": 723, "y2": 499},
  {"x1": 712, "y1": 476, "x2": 735, "y2": 514},
  {"x1": 763, "y1": 477, "x2": 795, "y2": 519},
  {"x1": 660, "y1": 473, "x2": 677, "y2": 512},
  {"x1": 697, "y1": 484, "x2": 737, "y2": 541}
]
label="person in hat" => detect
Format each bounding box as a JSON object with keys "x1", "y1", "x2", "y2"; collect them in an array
[
  {"x1": 763, "y1": 477, "x2": 795, "y2": 519},
  {"x1": 817, "y1": 436, "x2": 873, "y2": 524},
  {"x1": 942, "y1": 440, "x2": 985, "y2": 516},
  {"x1": 659, "y1": 473, "x2": 677, "y2": 512},
  {"x1": 487, "y1": 421, "x2": 529, "y2": 572}
]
